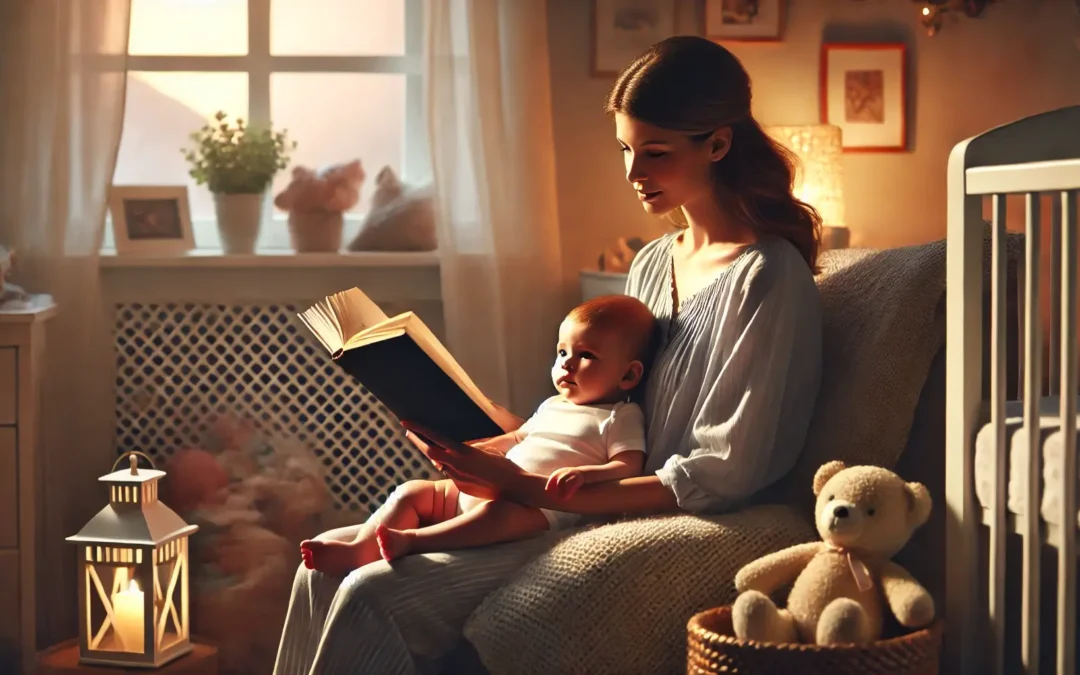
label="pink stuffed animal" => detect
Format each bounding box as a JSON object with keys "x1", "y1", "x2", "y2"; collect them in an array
[
  {"x1": 273, "y1": 159, "x2": 365, "y2": 213},
  {"x1": 162, "y1": 448, "x2": 230, "y2": 514}
]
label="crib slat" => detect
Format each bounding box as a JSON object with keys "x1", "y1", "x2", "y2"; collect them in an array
[
  {"x1": 1058, "y1": 189, "x2": 1077, "y2": 675},
  {"x1": 1022, "y1": 192, "x2": 1043, "y2": 675},
  {"x1": 988, "y1": 194, "x2": 1008, "y2": 675},
  {"x1": 1051, "y1": 196, "x2": 1062, "y2": 395}
]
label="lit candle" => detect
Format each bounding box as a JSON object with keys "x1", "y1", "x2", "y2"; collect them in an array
[{"x1": 112, "y1": 578, "x2": 145, "y2": 653}]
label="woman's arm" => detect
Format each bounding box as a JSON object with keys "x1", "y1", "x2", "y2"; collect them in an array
[
  {"x1": 538, "y1": 473, "x2": 679, "y2": 515},
  {"x1": 567, "y1": 450, "x2": 644, "y2": 484},
  {"x1": 405, "y1": 425, "x2": 680, "y2": 515},
  {"x1": 469, "y1": 429, "x2": 525, "y2": 455},
  {"x1": 544, "y1": 450, "x2": 645, "y2": 500},
  {"x1": 654, "y1": 252, "x2": 823, "y2": 513}
]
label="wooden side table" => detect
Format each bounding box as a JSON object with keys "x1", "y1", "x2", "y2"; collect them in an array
[{"x1": 36, "y1": 641, "x2": 218, "y2": 674}]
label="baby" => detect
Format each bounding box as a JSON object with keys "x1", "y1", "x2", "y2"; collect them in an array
[{"x1": 301, "y1": 294, "x2": 658, "y2": 574}]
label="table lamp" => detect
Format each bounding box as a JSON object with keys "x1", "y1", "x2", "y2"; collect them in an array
[{"x1": 765, "y1": 124, "x2": 849, "y2": 251}]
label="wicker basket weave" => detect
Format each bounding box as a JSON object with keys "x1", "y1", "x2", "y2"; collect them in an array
[{"x1": 686, "y1": 606, "x2": 945, "y2": 675}]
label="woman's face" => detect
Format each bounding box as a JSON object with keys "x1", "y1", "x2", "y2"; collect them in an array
[{"x1": 615, "y1": 112, "x2": 728, "y2": 217}]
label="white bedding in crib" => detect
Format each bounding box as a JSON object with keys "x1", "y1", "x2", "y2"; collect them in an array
[{"x1": 973, "y1": 396, "x2": 1080, "y2": 529}]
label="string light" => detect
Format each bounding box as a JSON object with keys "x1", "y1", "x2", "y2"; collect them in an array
[
  {"x1": 911, "y1": 0, "x2": 1080, "y2": 47},
  {"x1": 915, "y1": 0, "x2": 993, "y2": 37}
]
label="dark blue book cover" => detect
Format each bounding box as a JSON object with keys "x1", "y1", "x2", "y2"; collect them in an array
[{"x1": 335, "y1": 333, "x2": 504, "y2": 443}]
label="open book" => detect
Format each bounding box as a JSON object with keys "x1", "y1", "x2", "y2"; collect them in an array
[{"x1": 298, "y1": 287, "x2": 505, "y2": 443}]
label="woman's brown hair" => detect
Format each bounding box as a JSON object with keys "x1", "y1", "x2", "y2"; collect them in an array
[{"x1": 605, "y1": 36, "x2": 822, "y2": 273}]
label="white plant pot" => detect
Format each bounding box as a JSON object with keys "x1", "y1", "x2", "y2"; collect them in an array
[{"x1": 214, "y1": 192, "x2": 266, "y2": 254}]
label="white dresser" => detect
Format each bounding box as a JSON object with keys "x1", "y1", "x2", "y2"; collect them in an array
[
  {"x1": 0, "y1": 303, "x2": 56, "y2": 674},
  {"x1": 578, "y1": 270, "x2": 628, "y2": 301}
]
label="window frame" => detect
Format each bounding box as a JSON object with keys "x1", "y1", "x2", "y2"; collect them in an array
[{"x1": 114, "y1": 0, "x2": 428, "y2": 254}]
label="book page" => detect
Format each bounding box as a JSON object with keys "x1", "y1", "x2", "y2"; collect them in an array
[
  {"x1": 344, "y1": 312, "x2": 411, "y2": 350},
  {"x1": 331, "y1": 287, "x2": 390, "y2": 342},
  {"x1": 298, "y1": 286, "x2": 391, "y2": 356},
  {"x1": 297, "y1": 300, "x2": 343, "y2": 355}
]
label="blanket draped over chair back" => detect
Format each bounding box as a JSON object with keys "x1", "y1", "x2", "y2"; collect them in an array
[{"x1": 780, "y1": 228, "x2": 1022, "y2": 511}]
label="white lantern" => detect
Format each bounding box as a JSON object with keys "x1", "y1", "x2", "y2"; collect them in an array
[{"x1": 66, "y1": 451, "x2": 199, "y2": 668}]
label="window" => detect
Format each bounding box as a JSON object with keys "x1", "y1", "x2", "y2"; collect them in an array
[{"x1": 106, "y1": 0, "x2": 427, "y2": 252}]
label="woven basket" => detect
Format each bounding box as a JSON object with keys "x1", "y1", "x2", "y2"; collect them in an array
[{"x1": 686, "y1": 606, "x2": 945, "y2": 675}]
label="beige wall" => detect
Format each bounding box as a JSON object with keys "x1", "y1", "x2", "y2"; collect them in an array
[{"x1": 547, "y1": 0, "x2": 1080, "y2": 282}]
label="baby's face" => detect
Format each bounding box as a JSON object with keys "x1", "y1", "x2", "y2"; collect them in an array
[{"x1": 551, "y1": 319, "x2": 636, "y2": 405}]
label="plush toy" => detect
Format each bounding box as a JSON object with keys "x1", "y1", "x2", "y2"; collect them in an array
[
  {"x1": 0, "y1": 245, "x2": 11, "y2": 295},
  {"x1": 273, "y1": 159, "x2": 365, "y2": 213},
  {"x1": 163, "y1": 415, "x2": 347, "y2": 675},
  {"x1": 347, "y1": 166, "x2": 436, "y2": 252},
  {"x1": 162, "y1": 448, "x2": 230, "y2": 514},
  {"x1": 732, "y1": 461, "x2": 935, "y2": 646},
  {"x1": 597, "y1": 236, "x2": 646, "y2": 273},
  {"x1": 0, "y1": 245, "x2": 31, "y2": 308}
]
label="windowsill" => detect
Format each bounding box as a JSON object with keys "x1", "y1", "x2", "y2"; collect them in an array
[{"x1": 98, "y1": 248, "x2": 441, "y2": 269}]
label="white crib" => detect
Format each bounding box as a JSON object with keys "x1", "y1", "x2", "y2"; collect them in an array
[{"x1": 946, "y1": 105, "x2": 1080, "y2": 675}]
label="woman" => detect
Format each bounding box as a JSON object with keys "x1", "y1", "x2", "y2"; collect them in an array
[{"x1": 274, "y1": 35, "x2": 822, "y2": 675}]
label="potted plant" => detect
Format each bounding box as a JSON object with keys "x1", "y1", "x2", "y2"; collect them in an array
[
  {"x1": 273, "y1": 160, "x2": 364, "y2": 252},
  {"x1": 182, "y1": 111, "x2": 296, "y2": 253}
]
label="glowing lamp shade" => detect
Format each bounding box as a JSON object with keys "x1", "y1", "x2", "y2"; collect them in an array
[
  {"x1": 66, "y1": 451, "x2": 198, "y2": 669},
  {"x1": 766, "y1": 124, "x2": 849, "y2": 249}
]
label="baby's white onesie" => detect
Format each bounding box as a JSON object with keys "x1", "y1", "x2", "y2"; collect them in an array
[{"x1": 459, "y1": 396, "x2": 646, "y2": 529}]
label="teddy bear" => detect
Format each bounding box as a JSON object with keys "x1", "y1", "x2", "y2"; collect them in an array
[
  {"x1": 273, "y1": 159, "x2": 365, "y2": 213},
  {"x1": 731, "y1": 461, "x2": 936, "y2": 646}
]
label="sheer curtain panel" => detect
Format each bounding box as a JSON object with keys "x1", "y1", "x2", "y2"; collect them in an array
[
  {"x1": 0, "y1": 0, "x2": 130, "y2": 644},
  {"x1": 425, "y1": 0, "x2": 567, "y2": 417}
]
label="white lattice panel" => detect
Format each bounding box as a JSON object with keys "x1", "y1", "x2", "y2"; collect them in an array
[{"x1": 114, "y1": 303, "x2": 436, "y2": 512}]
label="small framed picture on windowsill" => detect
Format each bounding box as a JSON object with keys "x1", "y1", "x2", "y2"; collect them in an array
[
  {"x1": 820, "y1": 43, "x2": 909, "y2": 153},
  {"x1": 108, "y1": 185, "x2": 195, "y2": 256}
]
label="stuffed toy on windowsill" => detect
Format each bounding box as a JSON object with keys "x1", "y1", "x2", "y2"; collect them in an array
[
  {"x1": 273, "y1": 159, "x2": 365, "y2": 214},
  {"x1": 732, "y1": 461, "x2": 936, "y2": 646},
  {"x1": 0, "y1": 245, "x2": 32, "y2": 310},
  {"x1": 347, "y1": 166, "x2": 436, "y2": 252}
]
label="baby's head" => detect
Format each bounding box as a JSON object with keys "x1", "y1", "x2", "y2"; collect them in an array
[{"x1": 552, "y1": 295, "x2": 658, "y2": 405}]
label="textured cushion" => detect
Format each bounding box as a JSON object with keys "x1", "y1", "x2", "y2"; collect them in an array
[
  {"x1": 779, "y1": 230, "x2": 1024, "y2": 512},
  {"x1": 465, "y1": 505, "x2": 815, "y2": 675}
]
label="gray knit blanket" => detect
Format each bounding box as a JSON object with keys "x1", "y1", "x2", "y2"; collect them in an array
[
  {"x1": 465, "y1": 229, "x2": 1023, "y2": 675},
  {"x1": 781, "y1": 228, "x2": 1023, "y2": 510}
]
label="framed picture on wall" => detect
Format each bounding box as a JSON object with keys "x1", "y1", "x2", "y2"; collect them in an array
[
  {"x1": 591, "y1": 0, "x2": 676, "y2": 77},
  {"x1": 704, "y1": 0, "x2": 785, "y2": 42},
  {"x1": 108, "y1": 185, "x2": 195, "y2": 255},
  {"x1": 820, "y1": 43, "x2": 908, "y2": 152}
]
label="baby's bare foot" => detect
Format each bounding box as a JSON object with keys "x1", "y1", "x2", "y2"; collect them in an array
[
  {"x1": 300, "y1": 537, "x2": 380, "y2": 576},
  {"x1": 375, "y1": 524, "x2": 414, "y2": 561}
]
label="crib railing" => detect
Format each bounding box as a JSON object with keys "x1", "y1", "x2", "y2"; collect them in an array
[{"x1": 946, "y1": 105, "x2": 1080, "y2": 675}]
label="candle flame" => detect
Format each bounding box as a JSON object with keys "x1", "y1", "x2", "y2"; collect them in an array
[{"x1": 127, "y1": 579, "x2": 140, "y2": 593}]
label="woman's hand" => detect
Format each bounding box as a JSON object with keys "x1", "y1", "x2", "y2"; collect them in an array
[{"x1": 403, "y1": 422, "x2": 539, "y2": 502}]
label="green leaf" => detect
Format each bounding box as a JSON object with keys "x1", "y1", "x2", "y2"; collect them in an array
[{"x1": 180, "y1": 111, "x2": 297, "y2": 194}]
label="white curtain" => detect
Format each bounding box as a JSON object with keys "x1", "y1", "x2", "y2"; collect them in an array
[
  {"x1": 425, "y1": 0, "x2": 567, "y2": 417},
  {"x1": 0, "y1": 0, "x2": 130, "y2": 644}
]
